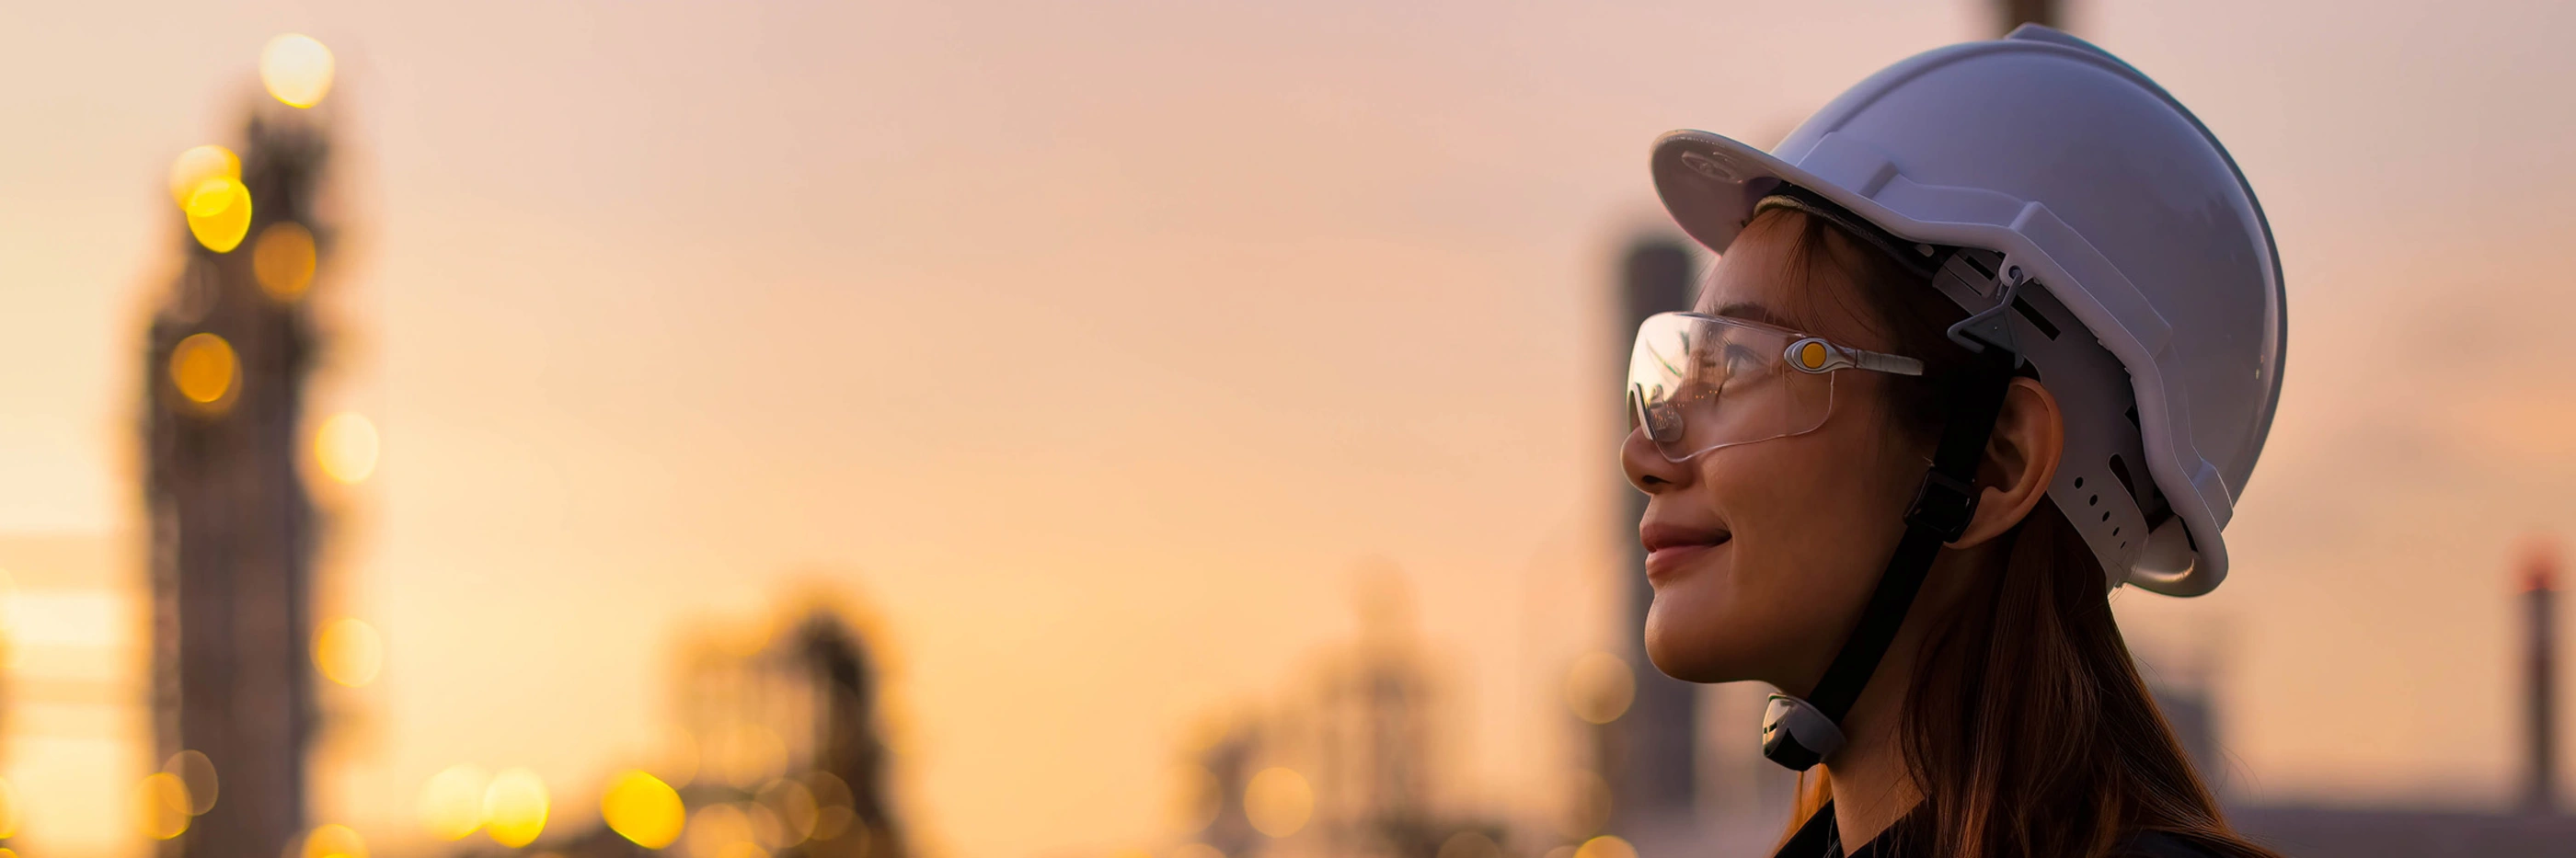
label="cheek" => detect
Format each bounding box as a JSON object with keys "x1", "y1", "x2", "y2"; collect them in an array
[{"x1": 1643, "y1": 412, "x2": 1918, "y2": 685}]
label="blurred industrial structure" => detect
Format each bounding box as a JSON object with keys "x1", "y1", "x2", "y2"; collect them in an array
[
  {"x1": 1171, "y1": 571, "x2": 1510, "y2": 858},
  {"x1": 143, "y1": 102, "x2": 337, "y2": 858},
  {"x1": 452, "y1": 598, "x2": 910, "y2": 858}
]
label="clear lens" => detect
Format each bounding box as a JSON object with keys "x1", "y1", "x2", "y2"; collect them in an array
[{"x1": 1626, "y1": 312, "x2": 1838, "y2": 461}]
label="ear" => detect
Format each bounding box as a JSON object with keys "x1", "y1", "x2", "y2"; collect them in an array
[{"x1": 1951, "y1": 376, "x2": 2064, "y2": 548}]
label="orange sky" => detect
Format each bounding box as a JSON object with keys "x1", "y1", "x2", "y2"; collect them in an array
[{"x1": 6, "y1": 0, "x2": 2576, "y2": 856}]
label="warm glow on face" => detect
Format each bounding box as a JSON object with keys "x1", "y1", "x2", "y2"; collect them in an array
[
  {"x1": 482, "y1": 768, "x2": 550, "y2": 847},
  {"x1": 170, "y1": 333, "x2": 238, "y2": 407},
  {"x1": 261, "y1": 34, "x2": 337, "y2": 108},
  {"x1": 254, "y1": 221, "x2": 319, "y2": 301},
  {"x1": 137, "y1": 772, "x2": 193, "y2": 840},
  {"x1": 315, "y1": 617, "x2": 385, "y2": 686},
  {"x1": 303, "y1": 823, "x2": 369, "y2": 858},
  {"x1": 418, "y1": 764, "x2": 489, "y2": 840},
  {"x1": 316, "y1": 412, "x2": 381, "y2": 484},
  {"x1": 163, "y1": 750, "x2": 220, "y2": 814},
  {"x1": 1564, "y1": 652, "x2": 1636, "y2": 725},
  {"x1": 184, "y1": 176, "x2": 254, "y2": 253},
  {"x1": 1243, "y1": 767, "x2": 1312, "y2": 838},
  {"x1": 167, "y1": 145, "x2": 240, "y2": 208},
  {"x1": 600, "y1": 770, "x2": 686, "y2": 849}
]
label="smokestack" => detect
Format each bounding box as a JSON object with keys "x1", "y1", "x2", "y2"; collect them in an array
[
  {"x1": 2524, "y1": 537, "x2": 2560, "y2": 815},
  {"x1": 1609, "y1": 237, "x2": 1696, "y2": 833}
]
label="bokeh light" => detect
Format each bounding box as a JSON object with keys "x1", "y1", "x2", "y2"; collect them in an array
[
  {"x1": 418, "y1": 764, "x2": 490, "y2": 840},
  {"x1": 315, "y1": 617, "x2": 384, "y2": 686},
  {"x1": 261, "y1": 34, "x2": 336, "y2": 108},
  {"x1": 599, "y1": 770, "x2": 685, "y2": 849},
  {"x1": 1574, "y1": 836, "x2": 1636, "y2": 858},
  {"x1": 316, "y1": 412, "x2": 380, "y2": 484},
  {"x1": 685, "y1": 803, "x2": 766, "y2": 858},
  {"x1": 804, "y1": 771, "x2": 857, "y2": 841},
  {"x1": 1171, "y1": 763, "x2": 1221, "y2": 832},
  {"x1": 166, "y1": 145, "x2": 240, "y2": 207},
  {"x1": 1243, "y1": 767, "x2": 1312, "y2": 838},
  {"x1": 1564, "y1": 651, "x2": 1636, "y2": 725},
  {"x1": 0, "y1": 777, "x2": 18, "y2": 838},
  {"x1": 755, "y1": 778, "x2": 819, "y2": 846},
  {"x1": 253, "y1": 221, "x2": 318, "y2": 301},
  {"x1": 1437, "y1": 831, "x2": 1501, "y2": 858},
  {"x1": 303, "y1": 823, "x2": 369, "y2": 858},
  {"x1": 137, "y1": 772, "x2": 193, "y2": 840},
  {"x1": 169, "y1": 332, "x2": 238, "y2": 406},
  {"x1": 483, "y1": 768, "x2": 550, "y2": 847},
  {"x1": 183, "y1": 175, "x2": 253, "y2": 252},
  {"x1": 163, "y1": 749, "x2": 219, "y2": 814}
]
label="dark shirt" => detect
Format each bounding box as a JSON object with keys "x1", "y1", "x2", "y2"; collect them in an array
[{"x1": 1776, "y1": 802, "x2": 2221, "y2": 858}]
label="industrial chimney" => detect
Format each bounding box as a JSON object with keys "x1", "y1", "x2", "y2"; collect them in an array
[{"x1": 2524, "y1": 536, "x2": 2560, "y2": 815}]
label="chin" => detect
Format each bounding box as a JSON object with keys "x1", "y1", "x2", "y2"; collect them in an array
[{"x1": 1640, "y1": 596, "x2": 1741, "y2": 684}]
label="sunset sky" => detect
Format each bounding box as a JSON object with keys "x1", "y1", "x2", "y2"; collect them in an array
[{"x1": 6, "y1": 0, "x2": 2576, "y2": 856}]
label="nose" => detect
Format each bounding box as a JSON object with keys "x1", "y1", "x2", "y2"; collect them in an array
[{"x1": 1621, "y1": 426, "x2": 1694, "y2": 493}]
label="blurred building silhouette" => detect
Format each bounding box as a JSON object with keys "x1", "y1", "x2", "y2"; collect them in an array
[
  {"x1": 1607, "y1": 237, "x2": 1699, "y2": 848},
  {"x1": 144, "y1": 106, "x2": 335, "y2": 858},
  {"x1": 477, "y1": 598, "x2": 909, "y2": 858},
  {"x1": 1175, "y1": 570, "x2": 1507, "y2": 858}
]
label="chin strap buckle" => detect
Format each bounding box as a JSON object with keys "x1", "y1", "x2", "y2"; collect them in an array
[
  {"x1": 1906, "y1": 470, "x2": 1981, "y2": 543},
  {"x1": 1760, "y1": 692, "x2": 1846, "y2": 772}
]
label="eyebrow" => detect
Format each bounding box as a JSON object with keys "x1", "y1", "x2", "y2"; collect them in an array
[{"x1": 1711, "y1": 301, "x2": 1796, "y2": 330}]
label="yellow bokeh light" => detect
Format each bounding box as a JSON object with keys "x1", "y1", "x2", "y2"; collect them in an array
[
  {"x1": 316, "y1": 412, "x2": 380, "y2": 484},
  {"x1": 261, "y1": 34, "x2": 337, "y2": 108},
  {"x1": 167, "y1": 145, "x2": 240, "y2": 208},
  {"x1": 0, "y1": 777, "x2": 19, "y2": 838},
  {"x1": 418, "y1": 764, "x2": 489, "y2": 840},
  {"x1": 1574, "y1": 836, "x2": 1637, "y2": 858},
  {"x1": 1243, "y1": 767, "x2": 1312, "y2": 838},
  {"x1": 1565, "y1": 652, "x2": 1636, "y2": 726},
  {"x1": 170, "y1": 333, "x2": 239, "y2": 406},
  {"x1": 315, "y1": 617, "x2": 385, "y2": 686},
  {"x1": 304, "y1": 823, "x2": 369, "y2": 858},
  {"x1": 600, "y1": 770, "x2": 685, "y2": 849},
  {"x1": 254, "y1": 222, "x2": 318, "y2": 302},
  {"x1": 483, "y1": 768, "x2": 550, "y2": 847},
  {"x1": 163, "y1": 749, "x2": 220, "y2": 814},
  {"x1": 138, "y1": 772, "x2": 193, "y2": 840},
  {"x1": 184, "y1": 176, "x2": 254, "y2": 253}
]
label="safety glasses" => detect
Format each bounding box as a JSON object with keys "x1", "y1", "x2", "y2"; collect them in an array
[{"x1": 1627, "y1": 312, "x2": 1925, "y2": 461}]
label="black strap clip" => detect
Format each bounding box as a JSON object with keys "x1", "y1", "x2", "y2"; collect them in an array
[{"x1": 1906, "y1": 469, "x2": 1981, "y2": 543}]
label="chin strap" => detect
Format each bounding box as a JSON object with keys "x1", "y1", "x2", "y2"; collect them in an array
[{"x1": 1760, "y1": 271, "x2": 2027, "y2": 772}]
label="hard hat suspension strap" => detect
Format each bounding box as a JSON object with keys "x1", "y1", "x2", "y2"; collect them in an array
[{"x1": 1760, "y1": 275, "x2": 2023, "y2": 772}]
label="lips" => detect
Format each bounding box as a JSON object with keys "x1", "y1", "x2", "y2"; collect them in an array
[{"x1": 1640, "y1": 521, "x2": 1732, "y2": 583}]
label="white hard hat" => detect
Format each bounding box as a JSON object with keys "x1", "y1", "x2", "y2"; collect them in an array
[{"x1": 1650, "y1": 24, "x2": 2283, "y2": 596}]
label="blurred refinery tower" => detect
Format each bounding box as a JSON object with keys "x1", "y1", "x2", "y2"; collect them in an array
[
  {"x1": 144, "y1": 104, "x2": 336, "y2": 858},
  {"x1": 666, "y1": 604, "x2": 908, "y2": 858},
  {"x1": 2523, "y1": 539, "x2": 2559, "y2": 815},
  {"x1": 1175, "y1": 571, "x2": 1504, "y2": 858},
  {"x1": 1605, "y1": 237, "x2": 1698, "y2": 841}
]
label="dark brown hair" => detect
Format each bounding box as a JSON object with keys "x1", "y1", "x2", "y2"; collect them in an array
[{"x1": 1758, "y1": 207, "x2": 2281, "y2": 858}]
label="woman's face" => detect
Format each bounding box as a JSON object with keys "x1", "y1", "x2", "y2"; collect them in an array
[{"x1": 1621, "y1": 215, "x2": 1934, "y2": 692}]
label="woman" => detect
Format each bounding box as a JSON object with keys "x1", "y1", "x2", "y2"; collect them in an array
[{"x1": 1620, "y1": 26, "x2": 2285, "y2": 858}]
